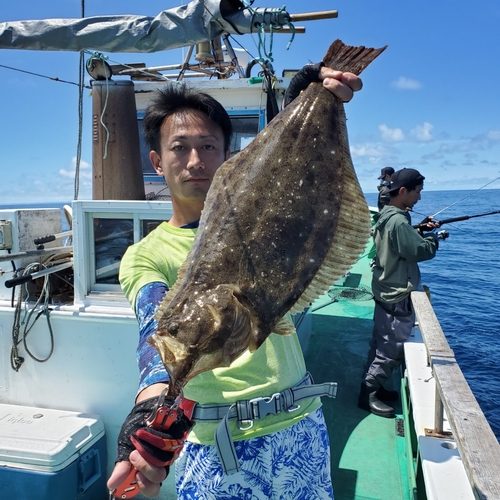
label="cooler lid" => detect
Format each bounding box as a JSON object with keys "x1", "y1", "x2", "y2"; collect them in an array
[{"x1": 0, "y1": 403, "x2": 105, "y2": 470}]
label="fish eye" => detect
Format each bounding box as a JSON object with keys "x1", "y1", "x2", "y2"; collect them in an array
[{"x1": 168, "y1": 322, "x2": 179, "y2": 335}]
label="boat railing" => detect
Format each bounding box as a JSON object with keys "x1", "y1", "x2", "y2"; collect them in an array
[{"x1": 411, "y1": 291, "x2": 500, "y2": 500}]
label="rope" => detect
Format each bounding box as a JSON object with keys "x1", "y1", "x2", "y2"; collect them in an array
[
  {"x1": 202, "y1": 1, "x2": 295, "y2": 66},
  {"x1": 0, "y1": 64, "x2": 91, "y2": 90},
  {"x1": 22, "y1": 287, "x2": 55, "y2": 364},
  {"x1": 10, "y1": 265, "x2": 56, "y2": 371},
  {"x1": 72, "y1": 0, "x2": 85, "y2": 198},
  {"x1": 86, "y1": 51, "x2": 111, "y2": 159},
  {"x1": 253, "y1": 6, "x2": 295, "y2": 63},
  {"x1": 284, "y1": 19, "x2": 296, "y2": 51},
  {"x1": 257, "y1": 21, "x2": 273, "y2": 62},
  {"x1": 10, "y1": 285, "x2": 24, "y2": 372},
  {"x1": 74, "y1": 51, "x2": 84, "y2": 200}
]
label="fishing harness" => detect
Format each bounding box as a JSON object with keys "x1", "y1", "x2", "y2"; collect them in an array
[{"x1": 189, "y1": 371, "x2": 337, "y2": 474}]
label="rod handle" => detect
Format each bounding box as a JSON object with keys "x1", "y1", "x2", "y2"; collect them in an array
[
  {"x1": 33, "y1": 235, "x2": 56, "y2": 245},
  {"x1": 5, "y1": 274, "x2": 32, "y2": 288},
  {"x1": 33, "y1": 230, "x2": 73, "y2": 245}
]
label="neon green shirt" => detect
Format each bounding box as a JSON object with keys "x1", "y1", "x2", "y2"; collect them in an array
[{"x1": 119, "y1": 221, "x2": 320, "y2": 444}]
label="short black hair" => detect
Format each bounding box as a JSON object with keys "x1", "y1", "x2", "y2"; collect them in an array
[{"x1": 143, "y1": 84, "x2": 233, "y2": 153}]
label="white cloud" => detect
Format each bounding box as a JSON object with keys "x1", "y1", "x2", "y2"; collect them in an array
[
  {"x1": 487, "y1": 130, "x2": 500, "y2": 141},
  {"x1": 391, "y1": 76, "x2": 422, "y2": 90},
  {"x1": 379, "y1": 124, "x2": 405, "y2": 142},
  {"x1": 351, "y1": 143, "x2": 389, "y2": 158},
  {"x1": 410, "y1": 122, "x2": 433, "y2": 142},
  {"x1": 59, "y1": 157, "x2": 92, "y2": 179},
  {"x1": 59, "y1": 168, "x2": 75, "y2": 179}
]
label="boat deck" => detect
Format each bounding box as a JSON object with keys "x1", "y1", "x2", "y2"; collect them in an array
[
  {"x1": 297, "y1": 244, "x2": 412, "y2": 500},
  {"x1": 301, "y1": 300, "x2": 410, "y2": 500}
]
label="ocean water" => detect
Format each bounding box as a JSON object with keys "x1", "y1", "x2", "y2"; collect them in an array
[
  {"x1": 2, "y1": 191, "x2": 500, "y2": 441},
  {"x1": 365, "y1": 188, "x2": 500, "y2": 441}
]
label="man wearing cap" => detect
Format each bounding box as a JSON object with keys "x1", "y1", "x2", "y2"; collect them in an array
[
  {"x1": 359, "y1": 168, "x2": 440, "y2": 418},
  {"x1": 377, "y1": 166, "x2": 395, "y2": 211}
]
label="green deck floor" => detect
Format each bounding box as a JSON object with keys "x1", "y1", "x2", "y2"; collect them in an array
[{"x1": 299, "y1": 288, "x2": 411, "y2": 500}]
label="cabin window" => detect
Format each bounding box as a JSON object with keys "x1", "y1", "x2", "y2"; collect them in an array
[
  {"x1": 73, "y1": 201, "x2": 174, "y2": 305},
  {"x1": 137, "y1": 119, "x2": 156, "y2": 176},
  {"x1": 228, "y1": 115, "x2": 260, "y2": 156},
  {"x1": 93, "y1": 217, "x2": 134, "y2": 285},
  {"x1": 142, "y1": 220, "x2": 164, "y2": 236}
]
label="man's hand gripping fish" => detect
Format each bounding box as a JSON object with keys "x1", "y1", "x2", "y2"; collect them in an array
[{"x1": 150, "y1": 39, "x2": 387, "y2": 398}]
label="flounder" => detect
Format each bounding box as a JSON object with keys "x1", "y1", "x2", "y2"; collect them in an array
[{"x1": 150, "y1": 39, "x2": 386, "y2": 397}]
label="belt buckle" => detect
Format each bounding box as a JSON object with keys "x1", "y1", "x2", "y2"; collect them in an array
[{"x1": 249, "y1": 392, "x2": 282, "y2": 420}]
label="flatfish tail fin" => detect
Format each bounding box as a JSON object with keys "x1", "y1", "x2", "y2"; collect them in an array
[{"x1": 323, "y1": 39, "x2": 387, "y2": 75}]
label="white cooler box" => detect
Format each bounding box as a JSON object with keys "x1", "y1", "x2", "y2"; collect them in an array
[{"x1": 0, "y1": 403, "x2": 107, "y2": 500}]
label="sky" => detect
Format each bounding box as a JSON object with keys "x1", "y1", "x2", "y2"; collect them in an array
[{"x1": 1, "y1": 0, "x2": 500, "y2": 203}]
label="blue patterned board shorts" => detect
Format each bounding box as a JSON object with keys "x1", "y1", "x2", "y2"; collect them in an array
[{"x1": 175, "y1": 408, "x2": 333, "y2": 500}]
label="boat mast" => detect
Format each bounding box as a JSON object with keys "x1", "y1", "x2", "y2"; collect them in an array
[{"x1": 91, "y1": 80, "x2": 145, "y2": 200}]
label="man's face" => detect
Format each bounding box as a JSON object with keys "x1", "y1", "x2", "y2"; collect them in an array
[
  {"x1": 150, "y1": 110, "x2": 229, "y2": 205},
  {"x1": 401, "y1": 184, "x2": 423, "y2": 209}
]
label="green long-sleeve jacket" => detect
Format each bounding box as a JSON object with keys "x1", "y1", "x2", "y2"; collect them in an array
[{"x1": 371, "y1": 205, "x2": 439, "y2": 303}]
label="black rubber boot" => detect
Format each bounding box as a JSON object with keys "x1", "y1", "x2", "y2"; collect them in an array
[
  {"x1": 358, "y1": 383, "x2": 395, "y2": 418},
  {"x1": 376, "y1": 386, "x2": 399, "y2": 402}
]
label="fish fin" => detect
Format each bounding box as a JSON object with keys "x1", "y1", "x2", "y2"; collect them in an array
[
  {"x1": 290, "y1": 166, "x2": 372, "y2": 315},
  {"x1": 322, "y1": 39, "x2": 387, "y2": 76},
  {"x1": 273, "y1": 314, "x2": 296, "y2": 336}
]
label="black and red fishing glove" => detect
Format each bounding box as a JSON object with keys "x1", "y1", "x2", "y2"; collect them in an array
[
  {"x1": 283, "y1": 62, "x2": 324, "y2": 107},
  {"x1": 116, "y1": 396, "x2": 194, "y2": 472}
]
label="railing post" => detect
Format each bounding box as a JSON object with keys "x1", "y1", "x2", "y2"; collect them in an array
[
  {"x1": 424, "y1": 365, "x2": 451, "y2": 438},
  {"x1": 434, "y1": 386, "x2": 444, "y2": 435}
]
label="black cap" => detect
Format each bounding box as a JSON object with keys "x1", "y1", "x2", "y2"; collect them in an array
[
  {"x1": 378, "y1": 167, "x2": 395, "y2": 179},
  {"x1": 387, "y1": 168, "x2": 425, "y2": 193}
]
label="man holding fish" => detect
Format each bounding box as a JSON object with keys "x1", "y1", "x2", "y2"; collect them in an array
[{"x1": 107, "y1": 62, "x2": 364, "y2": 498}]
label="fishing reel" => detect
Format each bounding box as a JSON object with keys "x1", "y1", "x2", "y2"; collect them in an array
[{"x1": 437, "y1": 230, "x2": 449, "y2": 240}]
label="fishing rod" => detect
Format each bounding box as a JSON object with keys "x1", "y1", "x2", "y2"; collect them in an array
[
  {"x1": 431, "y1": 175, "x2": 500, "y2": 218},
  {"x1": 413, "y1": 209, "x2": 500, "y2": 229},
  {"x1": 4, "y1": 260, "x2": 73, "y2": 289}
]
